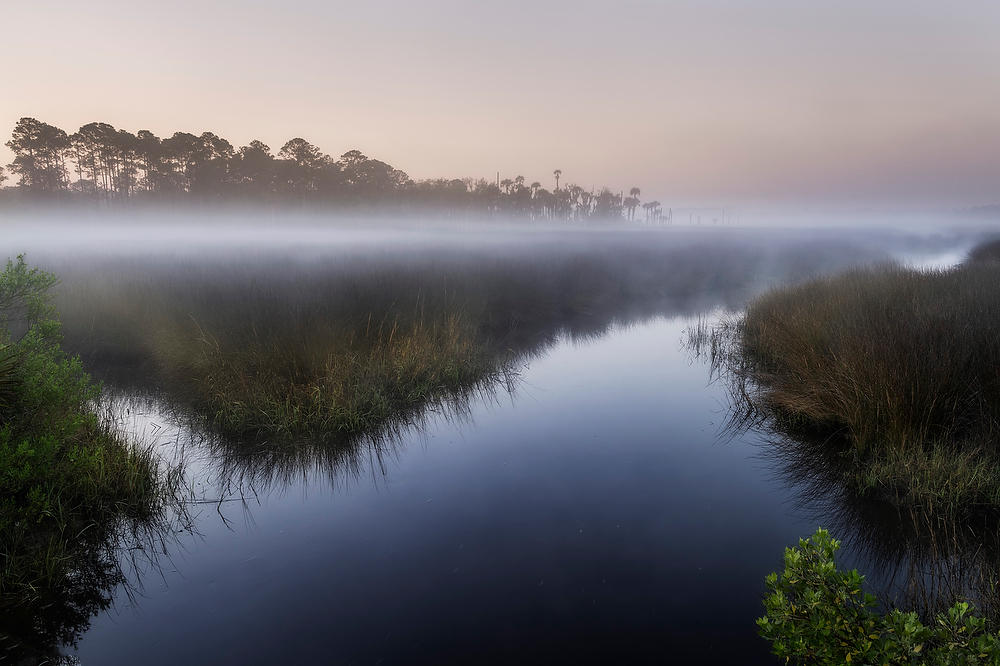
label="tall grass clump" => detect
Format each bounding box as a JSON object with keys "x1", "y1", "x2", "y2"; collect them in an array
[
  {"x1": 0, "y1": 256, "x2": 177, "y2": 656},
  {"x1": 716, "y1": 262, "x2": 1000, "y2": 510},
  {"x1": 180, "y1": 309, "x2": 509, "y2": 440}
]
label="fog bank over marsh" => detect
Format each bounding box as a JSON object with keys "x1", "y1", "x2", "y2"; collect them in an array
[
  {"x1": 2, "y1": 213, "x2": 989, "y2": 456},
  {"x1": 3, "y1": 213, "x2": 962, "y2": 466},
  {"x1": 36, "y1": 220, "x2": 902, "y2": 442}
]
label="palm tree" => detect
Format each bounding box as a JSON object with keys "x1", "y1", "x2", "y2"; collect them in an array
[
  {"x1": 553, "y1": 169, "x2": 561, "y2": 191},
  {"x1": 642, "y1": 201, "x2": 654, "y2": 222},
  {"x1": 625, "y1": 188, "x2": 641, "y2": 220},
  {"x1": 643, "y1": 201, "x2": 662, "y2": 223},
  {"x1": 624, "y1": 196, "x2": 639, "y2": 221}
]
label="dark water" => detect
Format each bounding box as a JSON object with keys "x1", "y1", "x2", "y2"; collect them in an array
[
  {"x1": 72, "y1": 317, "x2": 815, "y2": 665},
  {"x1": 2, "y1": 221, "x2": 985, "y2": 665}
]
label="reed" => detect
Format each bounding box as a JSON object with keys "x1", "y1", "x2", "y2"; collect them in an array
[{"x1": 707, "y1": 261, "x2": 1000, "y2": 511}]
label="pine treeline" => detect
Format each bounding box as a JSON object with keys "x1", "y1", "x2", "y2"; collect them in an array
[{"x1": 2, "y1": 117, "x2": 665, "y2": 221}]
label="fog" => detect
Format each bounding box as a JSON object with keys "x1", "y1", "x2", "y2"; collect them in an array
[
  {"x1": 1, "y1": 207, "x2": 993, "y2": 256},
  {"x1": 5, "y1": 0, "x2": 1000, "y2": 661}
]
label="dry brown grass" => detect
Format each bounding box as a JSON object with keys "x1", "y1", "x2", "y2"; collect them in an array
[
  {"x1": 741, "y1": 263, "x2": 1000, "y2": 454},
  {"x1": 704, "y1": 262, "x2": 1000, "y2": 511}
]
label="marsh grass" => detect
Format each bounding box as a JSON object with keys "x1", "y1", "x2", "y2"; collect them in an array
[
  {"x1": 185, "y1": 310, "x2": 509, "y2": 439},
  {"x1": 51, "y1": 234, "x2": 879, "y2": 444},
  {"x1": 690, "y1": 258, "x2": 1000, "y2": 626},
  {"x1": 698, "y1": 261, "x2": 1000, "y2": 512}
]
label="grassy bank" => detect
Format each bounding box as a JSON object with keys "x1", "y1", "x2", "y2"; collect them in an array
[
  {"x1": 0, "y1": 256, "x2": 177, "y2": 657},
  {"x1": 708, "y1": 260, "x2": 1000, "y2": 511}
]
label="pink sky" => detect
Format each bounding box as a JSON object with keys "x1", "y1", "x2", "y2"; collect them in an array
[{"x1": 3, "y1": 0, "x2": 998, "y2": 207}]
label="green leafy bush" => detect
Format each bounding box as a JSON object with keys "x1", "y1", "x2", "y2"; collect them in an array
[
  {"x1": 0, "y1": 255, "x2": 174, "y2": 656},
  {"x1": 759, "y1": 529, "x2": 1000, "y2": 664}
]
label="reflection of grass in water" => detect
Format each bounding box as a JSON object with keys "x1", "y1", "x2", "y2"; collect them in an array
[
  {"x1": 758, "y1": 433, "x2": 1000, "y2": 623},
  {"x1": 3, "y1": 473, "x2": 187, "y2": 665},
  {"x1": 688, "y1": 254, "x2": 1000, "y2": 623},
  {"x1": 203, "y1": 362, "x2": 516, "y2": 497}
]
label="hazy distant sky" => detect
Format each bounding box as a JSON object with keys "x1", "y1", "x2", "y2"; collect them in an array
[{"x1": 3, "y1": 1, "x2": 998, "y2": 207}]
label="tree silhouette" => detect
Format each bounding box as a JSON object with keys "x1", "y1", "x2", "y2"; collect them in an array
[
  {"x1": 6, "y1": 118, "x2": 70, "y2": 192},
  {"x1": 624, "y1": 187, "x2": 641, "y2": 221},
  {"x1": 233, "y1": 140, "x2": 276, "y2": 196},
  {"x1": 190, "y1": 132, "x2": 235, "y2": 195},
  {"x1": 135, "y1": 130, "x2": 164, "y2": 193},
  {"x1": 2, "y1": 118, "x2": 654, "y2": 222},
  {"x1": 159, "y1": 132, "x2": 204, "y2": 192},
  {"x1": 278, "y1": 138, "x2": 330, "y2": 194}
]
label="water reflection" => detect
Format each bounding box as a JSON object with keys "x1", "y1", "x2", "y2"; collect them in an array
[
  {"x1": 0, "y1": 482, "x2": 190, "y2": 665},
  {"x1": 690, "y1": 318, "x2": 1000, "y2": 622},
  {"x1": 103, "y1": 364, "x2": 519, "y2": 499}
]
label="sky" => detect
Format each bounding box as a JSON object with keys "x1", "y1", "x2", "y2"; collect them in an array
[{"x1": 2, "y1": 0, "x2": 998, "y2": 208}]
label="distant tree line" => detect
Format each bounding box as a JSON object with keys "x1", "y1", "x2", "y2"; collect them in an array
[{"x1": 1, "y1": 117, "x2": 667, "y2": 222}]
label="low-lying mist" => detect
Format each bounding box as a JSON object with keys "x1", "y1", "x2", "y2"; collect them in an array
[{"x1": 3, "y1": 210, "x2": 991, "y2": 460}]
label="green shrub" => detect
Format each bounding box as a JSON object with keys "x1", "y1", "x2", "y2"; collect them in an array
[
  {"x1": 759, "y1": 529, "x2": 1000, "y2": 664},
  {"x1": 0, "y1": 255, "x2": 174, "y2": 656}
]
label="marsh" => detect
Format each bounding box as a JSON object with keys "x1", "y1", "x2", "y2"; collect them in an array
[{"x1": 0, "y1": 215, "x2": 990, "y2": 664}]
